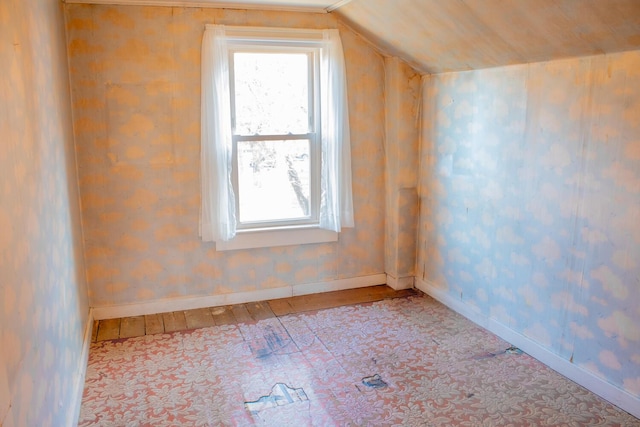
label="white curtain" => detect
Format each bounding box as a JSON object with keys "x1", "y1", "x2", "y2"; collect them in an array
[
  {"x1": 200, "y1": 25, "x2": 353, "y2": 242},
  {"x1": 200, "y1": 26, "x2": 236, "y2": 242},
  {"x1": 319, "y1": 29, "x2": 354, "y2": 232}
]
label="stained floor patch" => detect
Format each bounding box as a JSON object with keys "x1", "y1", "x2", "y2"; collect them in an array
[
  {"x1": 244, "y1": 383, "x2": 309, "y2": 413},
  {"x1": 473, "y1": 345, "x2": 524, "y2": 360},
  {"x1": 362, "y1": 374, "x2": 388, "y2": 389},
  {"x1": 245, "y1": 324, "x2": 298, "y2": 358}
]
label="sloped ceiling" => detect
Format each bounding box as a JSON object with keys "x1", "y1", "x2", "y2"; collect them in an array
[
  {"x1": 334, "y1": 0, "x2": 640, "y2": 74},
  {"x1": 66, "y1": 0, "x2": 640, "y2": 73}
]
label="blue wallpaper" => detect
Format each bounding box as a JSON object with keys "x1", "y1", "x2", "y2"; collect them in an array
[
  {"x1": 419, "y1": 50, "x2": 640, "y2": 397},
  {"x1": 0, "y1": 0, "x2": 89, "y2": 425}
]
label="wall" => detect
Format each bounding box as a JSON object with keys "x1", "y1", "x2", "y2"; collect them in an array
[
  {"x1": 0, "y1": 0, "x2": 90, "y2": 425},
  {"x1": 418, "y1": 50, "x2": 640, "y2": 407},
  {"x1": 383, "y1": 57, "x2": 421, "y2": 289},
  {"x1": 65, "y1": 5, "x2": 386, "y2": 311}
]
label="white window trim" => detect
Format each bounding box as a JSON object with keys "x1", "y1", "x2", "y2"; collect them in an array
[
  {"x1": 200, "y1": 25, "x2": 354, "y2": 248},
  {"x1": 231, "y1": 133, "x2": 321, "y2": 231},
  {"x1": 229, "y1": 43, "x2": 321, "y2": 235},
  {"x1": 215, "y1": 226, "x2": 337, "y2": 251}
]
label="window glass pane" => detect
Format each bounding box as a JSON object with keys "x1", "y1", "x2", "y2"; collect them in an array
[
  {"x1": 233, "y1": 52, "x2": 309, "y2": 135},
  {"x1": 237, "y1": 139, "x2": 311, "y2": 223}
]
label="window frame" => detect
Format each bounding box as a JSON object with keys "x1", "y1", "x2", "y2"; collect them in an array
[
  {"x1": 227, "y1": 43, "x2": 323, "y2": 232},
  {"x1": 200, "y1": 25, "x2": 353, "y2": 249}
]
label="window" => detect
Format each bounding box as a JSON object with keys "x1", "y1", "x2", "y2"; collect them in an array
[
  {"x1": 231, "y1": 49, "x2": 319, "y2": 228},
  {"x1": 200, "y1": 25, "x2": 354, "y2": 250}
]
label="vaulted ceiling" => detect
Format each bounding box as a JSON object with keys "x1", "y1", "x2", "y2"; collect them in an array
[
  {"x1": 335, "y1": 0, "x2": 640, "y2": 73},
  {"x1": 67, "y1": 0, "x2": 640, "y2": 74}
]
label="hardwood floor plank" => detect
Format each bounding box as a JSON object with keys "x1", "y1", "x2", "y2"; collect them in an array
[
  {"x1": 231, "y1": 304, "x2": 253, "y2": 324},
  {"x1": 394, "y1": 288, "x2": 418, "y2": 298},
  {"x1": 283, "y1": 286, "x2": 414, "y2": 314},
  {"x1": 145, "y1": 314, "x2": 165, "y2": 335},
  {"x1": 245, "y1": 301, "x2": 275, "y2": 321},
  {"x1": 185, "y1": 308, "x2": 215, "y2": 329},
  {"x1": 91, "y1": 286, "x2": 417, "y2": 341},
  {"x1": 120, "y1": 316, "x2": 145, "y2": 339},
  {"x1": 267, "y1": 298, "x2": 295, "y2": 316},
  {"x1": 210, "y1": 306, "x2": 237, "y2": 326},
  {"x1": 96, "y1": 318, "x2": 120, "y2": 342},
  {"x1": 91, "y1": 320, "x2": 99, "y2": 343},
  {"x1": 163, "y1": 311, "x2": 188, "y2": 333},
  {"x1": 286, "y1": 289, "x2": 353, "y2": 312}
]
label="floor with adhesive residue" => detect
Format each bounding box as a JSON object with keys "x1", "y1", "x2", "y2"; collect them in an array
[{"x1": 79, "y1": 292, "x2": 640, "y2": 426}]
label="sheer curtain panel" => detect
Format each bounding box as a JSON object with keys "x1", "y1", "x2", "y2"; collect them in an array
[
  {"x1": 200, "y1": 25, "x2": 353, "y2": 242},
  {"x1": 200, "y1": 26, "x2": 236, "y2": 242}
]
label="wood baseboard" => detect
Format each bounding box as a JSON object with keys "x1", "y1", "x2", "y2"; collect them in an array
[
  {"x1": 71, "y1": 308, "x2": 94, "y2": 426},
  {"x1": 386, "y1": 274, "x2": 414, "y2": 290},
  {"x1": 92, "y1": 274, "x2": 387, "y2": 320}
]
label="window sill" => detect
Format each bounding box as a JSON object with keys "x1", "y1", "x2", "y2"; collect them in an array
[{"x1": 215, "y1": 226, "x2": 337, "y2": 251}]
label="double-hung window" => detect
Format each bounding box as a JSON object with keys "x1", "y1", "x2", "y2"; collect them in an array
[
  {"x1": 200, "y1": 25, "x2": 354, "y2": 250},
  {"x1": 231, "y1": 44, "x2": 320, "y2": 229}
]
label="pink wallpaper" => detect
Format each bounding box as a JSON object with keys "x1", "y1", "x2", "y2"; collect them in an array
[
  {"x1": 383, "y1": 57, "x2": 421, "y2": 284},
  {"x1": 66, "y1": 5, "x2": 387, "y2": 308}
]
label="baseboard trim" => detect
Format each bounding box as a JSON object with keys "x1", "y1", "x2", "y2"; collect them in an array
[
  {"x1": 92, "y1": 274, "x2": 387, "y2": 320},
  {"x1": 292, "y1": 273, "x2": 387, "y2": 296},
  {"x1": 93, "y1": 287, "x2": 291, "y2": 320},
  {"x1": 386, "y1": 274, "x2": 414, "y2": 290},
  {"x1": 415, "y1": 278, "x2": 640, "y2": 419},
  {"x1": 71, "y1": 308, "x2": 94, "y2": 426},
  {"x1": 0, "y1": 340, "x2": 12, "y2": 427}
]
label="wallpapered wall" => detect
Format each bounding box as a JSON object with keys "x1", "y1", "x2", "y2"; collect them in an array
[
  {"x1": 418, "y1": 50, "x2": 640, "y2": 399},
  {"x1": 65, "y1": 5, "x2": 386, "y2": 308},
  {"x1": 383, "y1": 57, "x2": 421, "y2": 286},
  {"x1": 0, "y1": 0, "x2": 89, "y2": 425}
]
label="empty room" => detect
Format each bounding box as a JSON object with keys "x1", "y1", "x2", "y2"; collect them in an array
[{"x1": 1, "y1": 0, "x2": 640, "y2": 425}]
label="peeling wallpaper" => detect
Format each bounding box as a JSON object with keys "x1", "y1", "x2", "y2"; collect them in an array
[
  {"x1": 0, "y1": 0, "x2": 89, "y2": 425},
  {"x1": 418, "y1": 50, "x2": 640, "y2": 399},
  {"x1": 65, "y1": 5, "x2": 386, "y2": 308}
]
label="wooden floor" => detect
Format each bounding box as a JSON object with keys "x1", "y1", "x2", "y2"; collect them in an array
[{"x1": 92, "y1": 285, "x2": 417, "y2": 342}]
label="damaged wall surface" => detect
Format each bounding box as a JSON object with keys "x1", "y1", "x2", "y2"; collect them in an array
[{"x1": 418, "y1": 50, "x2": 640, "y2": 403}]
